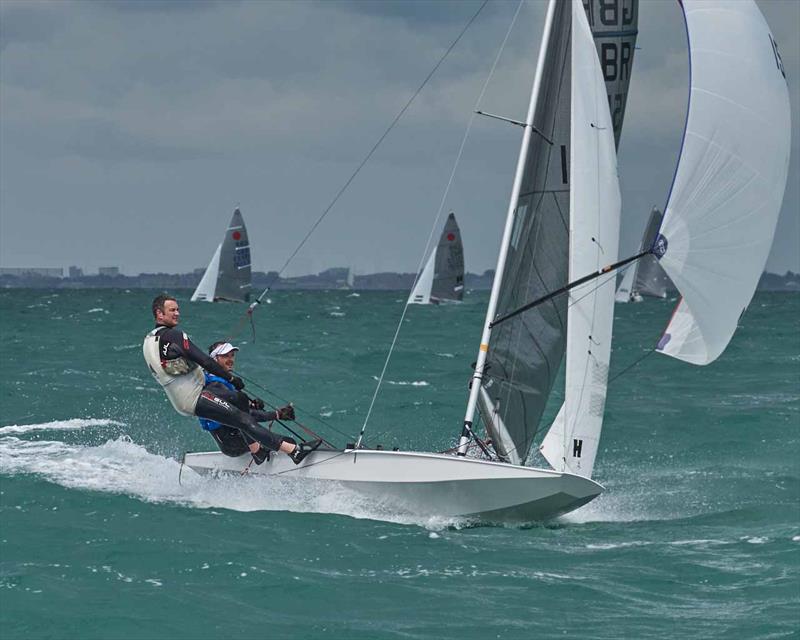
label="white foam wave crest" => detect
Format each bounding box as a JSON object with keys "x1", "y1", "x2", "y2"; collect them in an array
[
  {"x1": 0, "y1": 435, "x2": 467, "y2": 530},
  {"x1": 0, "y1": 418, "x2": 125, "y2": 435},
  {"x1": 559, "y1": 484, "x2": 685, "y2": 524},
  {"x1": 372, "y1": 376, "x2": 429, "y2": 387}
]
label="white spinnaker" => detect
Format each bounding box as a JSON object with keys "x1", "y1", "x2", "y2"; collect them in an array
[
  {"x1": 615, "y1": 263, "x2": 636, "y2": 303},
  {"x1": 191, "y1": 243, "x2": 221, "y2": 302},
  {"x1": 655, "y1": 0, "x2": 791, "y2": 365},
  {"x1": 539, "y1": 0, "x2": 620, "y2": 478},
  {"x1": 407, "y1": 250, "x2": 435, "y2": 305}
]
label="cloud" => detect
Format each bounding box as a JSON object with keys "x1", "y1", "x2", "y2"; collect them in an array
[{"x1": 0, "y1": 0, "x2": 797, "y2": 274}]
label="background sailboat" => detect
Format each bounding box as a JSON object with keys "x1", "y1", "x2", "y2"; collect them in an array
[
  {"x1": 407, "y1": 213, "x2": 465, "y2": 305},
  {"x1": 616, "y1": 207, "x2": 673, "y2": 302},
  {"x1": 191, "y1": 208, "x2": 252, "y2": 303}
]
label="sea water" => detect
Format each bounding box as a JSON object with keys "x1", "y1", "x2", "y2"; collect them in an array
[{"x1": 1, "y1": 289, "x2": 797, "y2": 639}]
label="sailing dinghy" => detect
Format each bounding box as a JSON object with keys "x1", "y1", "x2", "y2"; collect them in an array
[
  {"x1": 185, "y1": 0, "x2": 790, "y2": 523},
  {"x1": 615, "y1": 207, "x2": 673, "y2": 302},
  {"x1": 408, "y1": 213, "x2": 465, "y2": 305},
  {"x1": 191, "y1": 208, "x2": 252, "y2": 303}
]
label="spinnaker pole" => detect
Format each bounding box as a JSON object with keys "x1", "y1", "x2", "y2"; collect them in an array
[{"x1": 458, "y1": 0, "x2": 558, "y2": 456}]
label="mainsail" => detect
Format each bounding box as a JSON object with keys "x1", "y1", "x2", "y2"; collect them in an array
[
  {"x1": 654, "y1": 0, "x2": 790, "y2": 365},
  {"x1": 431, "y1": 213, "x2": 465, "y2": 303},
  {"x1": 478, "y1": 0, "x2": 572, "y2": 466},
  {"x1": 191, "y1": 208, "x2": 252, "y2": 303},
  {"x1": 583, "y1": 0, "x2": 638, "y2": 148},
  {"x1": 476, "y1": 0, "x2": 618, "y2": 471},
  {"x1": 407, "y1": 213, "x2": 465, "y2": 305}
]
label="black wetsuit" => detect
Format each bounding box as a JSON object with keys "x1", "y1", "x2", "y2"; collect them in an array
[
  {"x1": 201, "y1": 378, "x2": 283, "y2": 456},
  {"x1": 153, "y1": 324, "x2": 284, "y2": 453}
]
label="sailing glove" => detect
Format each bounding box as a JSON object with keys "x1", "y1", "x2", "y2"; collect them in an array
[
  {"x1": 277, "y1": 404, "x2": 295, "y2": 421},
  {"x1": 230, "y1": 376, "x2": 245, "y2": 391}
]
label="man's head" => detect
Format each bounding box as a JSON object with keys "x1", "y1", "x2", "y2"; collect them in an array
[
  {"x1": 152, "y1": 294, "x2": 179, "y2": 327},
  {"x1": 208, "y1": 341, "x2": 239, "y2": 373}
]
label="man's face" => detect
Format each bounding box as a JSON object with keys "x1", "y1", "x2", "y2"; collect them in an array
[
  {"x1": 156, "y1": 299, "x2": 180, "y2": 327},
  {"x1": 215, "y1": 351, "x2": 236, "y2": 373}
]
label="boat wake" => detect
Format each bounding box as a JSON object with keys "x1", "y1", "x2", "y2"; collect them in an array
[{"x1": 0, "y1": 419, "x2": 471, "y2": 530}]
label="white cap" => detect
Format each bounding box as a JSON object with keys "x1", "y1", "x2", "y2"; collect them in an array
[{"x1": 210, "y1": 342, "x2": 239, "y2": 358}]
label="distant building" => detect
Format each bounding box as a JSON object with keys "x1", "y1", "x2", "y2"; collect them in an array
[
  {"x1": 98, "y1": 267, "x2": 120, "y2": 277},
  {"x1": 68, "y1": 266, "x2": 84, "y2": 278},
  {"x1": 0, "y1": 267, "x2": 63, "y2": 278}
]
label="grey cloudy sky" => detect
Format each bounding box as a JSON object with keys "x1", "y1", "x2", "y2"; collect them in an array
[{"x1": 1, "y1": 0, "x2": 798, "y2": 276}]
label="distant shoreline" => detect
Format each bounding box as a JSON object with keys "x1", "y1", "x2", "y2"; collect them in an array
[{"x1": 1, "y1": 269, "x2": 798, "y2": 292}]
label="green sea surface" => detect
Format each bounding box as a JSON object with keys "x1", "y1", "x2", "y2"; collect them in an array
[{"x1": 1, "y1": 289, "x2": 798, "y2": 639}]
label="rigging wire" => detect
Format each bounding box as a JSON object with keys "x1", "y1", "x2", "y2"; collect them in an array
[
  {"x1": 235, "y1": 371, "x2": 357, "y2": 445},
  {"x1": 355, "y1": 0, "x2": 527, "y2": 449},
  {"x1": 227, "y1": 0, "x2": 490, "y2": 342}
]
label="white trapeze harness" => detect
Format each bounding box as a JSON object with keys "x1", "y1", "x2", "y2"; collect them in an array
[{"x1": 142, "y1": 327, "x2": 204, "y2": 416}]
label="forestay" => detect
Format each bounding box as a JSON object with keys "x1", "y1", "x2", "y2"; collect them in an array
[
  {"x1": 479, "y1": 1, "x2": 572, "y2": 466},
  {"x1": 655, "y1": 0, "x2": 791, "y2": 365},
  {"x1": 539, "y1": 0, "x2": 621, "y2": 478}
]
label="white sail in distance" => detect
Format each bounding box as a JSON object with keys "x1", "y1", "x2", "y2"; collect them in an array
[
  {"x1": 191, "y1": 208, "x2": 253, "y2": 303},
  {"x1": 616, "y1": 207, "x2": 672, "y2": 303},
  {"x1": 539, "y1": 0, "x2": 621, "y2": 479},
  {"x1": 654, "y1": 0, "x2": 791, "y2": 365},
  {"x1": 407, "y1": 213, "x2": 464, "y2": 305},
  {"x1": 191, "y1": 243, "x2": 221, "y2": 302},
  {"x1": 615, "y1": 261, "x2": 636, "y2": 303}
]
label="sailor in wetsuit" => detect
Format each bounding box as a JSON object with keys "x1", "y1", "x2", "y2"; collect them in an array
[
  {"x1": 200, "y1": 341, "x2": 296, "y2": 463},
  {"x1": 142, "y1": 294, "x2": 321, "y2": 465}
]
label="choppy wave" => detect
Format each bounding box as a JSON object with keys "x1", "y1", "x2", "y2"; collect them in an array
[
  {"x1": 372, "y1": 376, "x2": 429, "y2": 386},
  {"x1": 0, "y1": 431, "x2": 468, "y2": 530},
  {"x1": 0, "y1": 418, "x2": 125, "y2": 435}
]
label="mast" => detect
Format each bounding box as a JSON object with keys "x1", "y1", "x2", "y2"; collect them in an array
[{"x1": 458, "y1": 0, "x2": 558, "y2": 456}]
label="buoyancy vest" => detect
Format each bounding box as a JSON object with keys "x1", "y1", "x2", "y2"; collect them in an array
[
  {"x1": 142, "y1": 327, "x2": 204, "y2": 416},
  {"x1": 198, "y1": 373, "x2": 236, "y2": 430}
]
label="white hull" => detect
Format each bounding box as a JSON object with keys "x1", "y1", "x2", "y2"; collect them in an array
[{"x1": 183, "y1": 448, "x2": 603, "y2": 523}]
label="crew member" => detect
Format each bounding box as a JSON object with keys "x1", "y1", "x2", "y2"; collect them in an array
[
  {"x1": 200, "y1": 341, "x2": 295, "y2": 464},
  {"x1": 142, "y1": 294, "x2": 320, "y2": 464}
]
